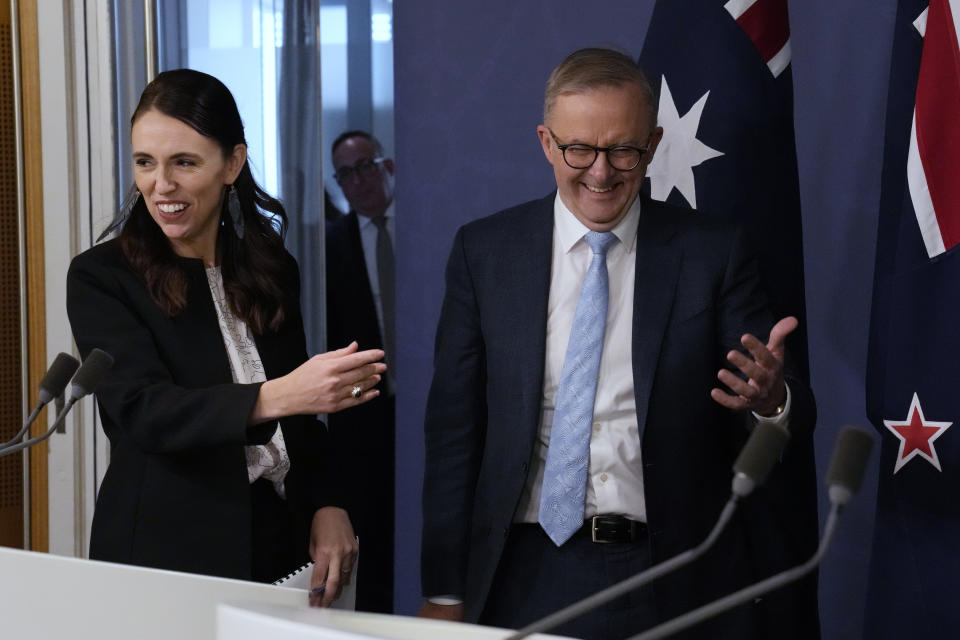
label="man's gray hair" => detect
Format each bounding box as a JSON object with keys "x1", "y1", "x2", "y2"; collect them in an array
[{"x1": 543, "y1": 48, "x2": 657, "y2": 126}]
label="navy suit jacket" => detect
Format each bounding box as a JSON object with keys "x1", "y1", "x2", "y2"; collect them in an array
[{"x1": 421, "y1": 193, "x2": 817, "y2": 636}]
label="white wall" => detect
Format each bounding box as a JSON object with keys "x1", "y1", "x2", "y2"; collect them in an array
[{"x1": 37, "y1": 0, "x2": 115, "y2": 557}]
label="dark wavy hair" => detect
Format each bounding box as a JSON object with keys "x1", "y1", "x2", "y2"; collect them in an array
[{"x1": 108, "y1": 69, "x2": 290, "y2": 334}]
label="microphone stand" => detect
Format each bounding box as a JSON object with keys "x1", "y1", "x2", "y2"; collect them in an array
[
  {"x1": 627, "y1": 503, "x2": 842, "y2": 640},
  {"x1": 0, "y1": 397, "x2": 78, "y2": 458},
  {"x1": 3, "y1": 352, "x2": 79, "y2": 449},
  {"x1": 504, "y1": 497, "x2": 740, "y2": 640},
  {"x1": 506, "y1": 419, "x2": 791, "y2": 640},
  {"x1": 1, "y1": 403, "x2": 44, "y2": 449}
]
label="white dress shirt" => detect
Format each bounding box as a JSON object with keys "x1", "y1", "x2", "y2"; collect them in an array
[{"x1": 516, "y1": 193, "x2": 648, "y2": 522}]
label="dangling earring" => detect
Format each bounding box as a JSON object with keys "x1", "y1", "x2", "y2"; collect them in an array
[
  {"x1": 120, "y1": 187, "x2": 141, "y2": 221},
  {"x1": 98, "y1": 186, "x2": 140, "y2": 241},
  {"x1": 227, "y1": 185, "x2": 244, "y2": 239}
]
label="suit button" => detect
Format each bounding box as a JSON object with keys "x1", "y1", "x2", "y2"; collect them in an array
[
  {"x1": 520, "y1": 462, "x2": 528, "y2": 474},
  {"x1": 503, "y1": 526, "x2": 510, "y2": 538}
]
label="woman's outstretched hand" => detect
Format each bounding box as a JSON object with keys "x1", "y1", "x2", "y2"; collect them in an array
[{"x1": 250, "y1": 342, "x2": 386, "y2": 423}]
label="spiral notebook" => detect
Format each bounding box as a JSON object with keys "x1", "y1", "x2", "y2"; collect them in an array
[{"x1": 273, "y1": 557, "x2": 358, "y2": 611}]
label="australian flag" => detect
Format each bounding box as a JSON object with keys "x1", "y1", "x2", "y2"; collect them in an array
[
  {"x1": 865, "y1": 1, "x2": 960, "y2": 637},
  {"x1": 639, "y1": 0, "x2": 807, "y2": 375},
  {"x1": 639, "y1": 1, "x2": 819, "y2": 638}
]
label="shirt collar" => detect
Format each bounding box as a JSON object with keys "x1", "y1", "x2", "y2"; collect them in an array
[
  {"x1": 357, "y1": 200, "x2": 395, "y2": 230},
  {"x1": 553, "y1": 192, "x2": 642, "y2": 254}
]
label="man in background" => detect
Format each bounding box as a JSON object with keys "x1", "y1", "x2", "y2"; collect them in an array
[
  {"x1": 418, "y1": 49, "x2": 817, "y2": 639},
  {"x1": 325, "y1": 130, "x2": 395, "y2": 613}
]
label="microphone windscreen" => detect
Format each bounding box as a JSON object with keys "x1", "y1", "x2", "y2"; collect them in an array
[
  {"x1": 825, "y1": 427, "x2": 874, "y2": 497},
  {"x1": 37, "y1": 352, "x2": 80, "y2": 403},
  {"x1": 733, "y1": 420, "x2": 790, "y2": 486},
  {"x1": 69, "y1": 348, "x2": 114, "y2": 399}
]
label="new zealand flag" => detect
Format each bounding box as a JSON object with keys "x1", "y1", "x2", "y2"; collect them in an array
[
  {"x1": 865, "y1": 1, "x2": 960, "y2": 637},
  {"x1": 639, "y1": 1, "x2": 819, "y2": 638}
]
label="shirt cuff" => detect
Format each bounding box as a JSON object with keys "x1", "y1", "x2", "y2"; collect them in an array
[
  {"x1": 427, "y1": 595, "x2": 464, "y2": 605},
  {"x1": 752, "y1": 382, "x2": 792, "y2": 432}
]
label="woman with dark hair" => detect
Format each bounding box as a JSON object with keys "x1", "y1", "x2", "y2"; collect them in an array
[{"x1": 66, "y1": 69, "x2": 383, "y2": 605}]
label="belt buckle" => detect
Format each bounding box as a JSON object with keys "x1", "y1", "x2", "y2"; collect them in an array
[{"x1": 590, "y1": 516, "x2": 611, "y2": 544}]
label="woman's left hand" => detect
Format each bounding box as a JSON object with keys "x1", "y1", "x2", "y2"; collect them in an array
[{"x1": 308, "y1": 506, "x2": 359, "y2": 607}]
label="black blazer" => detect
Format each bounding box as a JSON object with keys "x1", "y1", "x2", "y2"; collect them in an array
[
  {"x1": 421, "y1": 194, "x2": 817, "y2": 636},
  {"x1": 67, "y1": 240, "x2": 342, "y2": 580},
  {"x1": 324, "y1": 210, "x2": 397, "y2": 613},
  {"x1": 323, "y1": 210, "x2": 394, "y2": 508}
]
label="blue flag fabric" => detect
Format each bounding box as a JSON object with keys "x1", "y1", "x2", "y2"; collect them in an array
[
  {"x1": 639, "y1": 1, "x2": 819, "y2": 637},
  {"x1": 639, "y1": 0, "x2": 808, "y2": 377},
  {"x1": 865, "y1": 1, "x2": 960, "y2": 637}
]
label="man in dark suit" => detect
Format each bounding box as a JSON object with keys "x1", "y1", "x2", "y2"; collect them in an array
[
  {"x1": 325, "y1": 131, "x2": 395, "y2": 613},
  {"x1": 418, "y1": 49, "x2": 816, "y2": 639}
]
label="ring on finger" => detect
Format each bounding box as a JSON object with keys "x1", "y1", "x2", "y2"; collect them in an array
[{"x1": 351, "y1": 385, "x2": 363, "y2": 399}]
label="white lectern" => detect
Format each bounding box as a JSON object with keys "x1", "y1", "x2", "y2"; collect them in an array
[
  {"x1": 0, "y1": 547, "x2": 572, "y2": 639},
  {"x1": 218, "y1": 602, "x2": 573, "y2": 639}
]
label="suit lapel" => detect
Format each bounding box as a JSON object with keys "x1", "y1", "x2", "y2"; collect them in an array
[
  {"x1": 632, "y1": 198, "x2": 681, "y2": 444},
  {"x1": 345, "y1": 212, "x2": 382, "y2": 343},
  {"x1": 176, "y1": 259, "x2": 235, "y2": 385},
  {"x1": 510, "y1": 195, "x2": 554, "y2": 442}
]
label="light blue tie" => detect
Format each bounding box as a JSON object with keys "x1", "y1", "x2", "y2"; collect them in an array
[{"x1": 539, "y1": 230, "x2": 617, "y2": 546}]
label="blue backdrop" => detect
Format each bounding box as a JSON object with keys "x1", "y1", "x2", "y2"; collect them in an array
[{"x1": 392, "y1": 3, "x2": 893, "y2": 638}]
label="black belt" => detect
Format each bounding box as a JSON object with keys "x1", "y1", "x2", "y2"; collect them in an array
[{"x1": 579, "y1": 515, "x2": 647, "y2": 543}]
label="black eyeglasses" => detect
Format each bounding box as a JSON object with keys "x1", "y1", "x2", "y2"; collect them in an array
[
  {"x1": 334, "y1": 157, "x2": 386, "y2": 183},
  {"x1": 548, "y1": 128, "x2": 649, "y2": 171}
]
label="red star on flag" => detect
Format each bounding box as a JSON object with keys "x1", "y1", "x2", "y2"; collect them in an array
[{"x1": 883, "y1": 392, "x2": 952, "y2": 473}]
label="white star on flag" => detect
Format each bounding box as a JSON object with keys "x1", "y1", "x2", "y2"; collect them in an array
[{"x1": 646, "y1": 75, "x2": 724, "y2": 209}]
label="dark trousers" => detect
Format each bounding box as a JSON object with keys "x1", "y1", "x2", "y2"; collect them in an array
[
  {"x1": 328, "y1": 393, "x2": 395, "y2": 613},
  {"x1": 480, "y1": 524, "x2": 658, "y2": 640}
]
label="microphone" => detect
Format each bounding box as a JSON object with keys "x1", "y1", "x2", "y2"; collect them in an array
[
  {"x1": 825, "y1": 425, "x2": 873, "y2": 507},
  {"x1": 67, "y1": 348, "x2": 114, "y2": 401},
  {"x1": 1, "y1": 352, "x2": 79, "y2": 449},
  {"x1": 505, "y1": 420, "x2": 791, "y2": 640},
  {"x1": 0, "y1": 349, "x2": 113, "y2": 458},
  {"x1": 627, "y1": 426, "x2": 874, "y2": 640},
  {"x1": 39, "y1": 352, "x2": 83, "y2": 404},
  {"x1": 731, "y1": 416, "x2": 791, "y2": 496}
]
